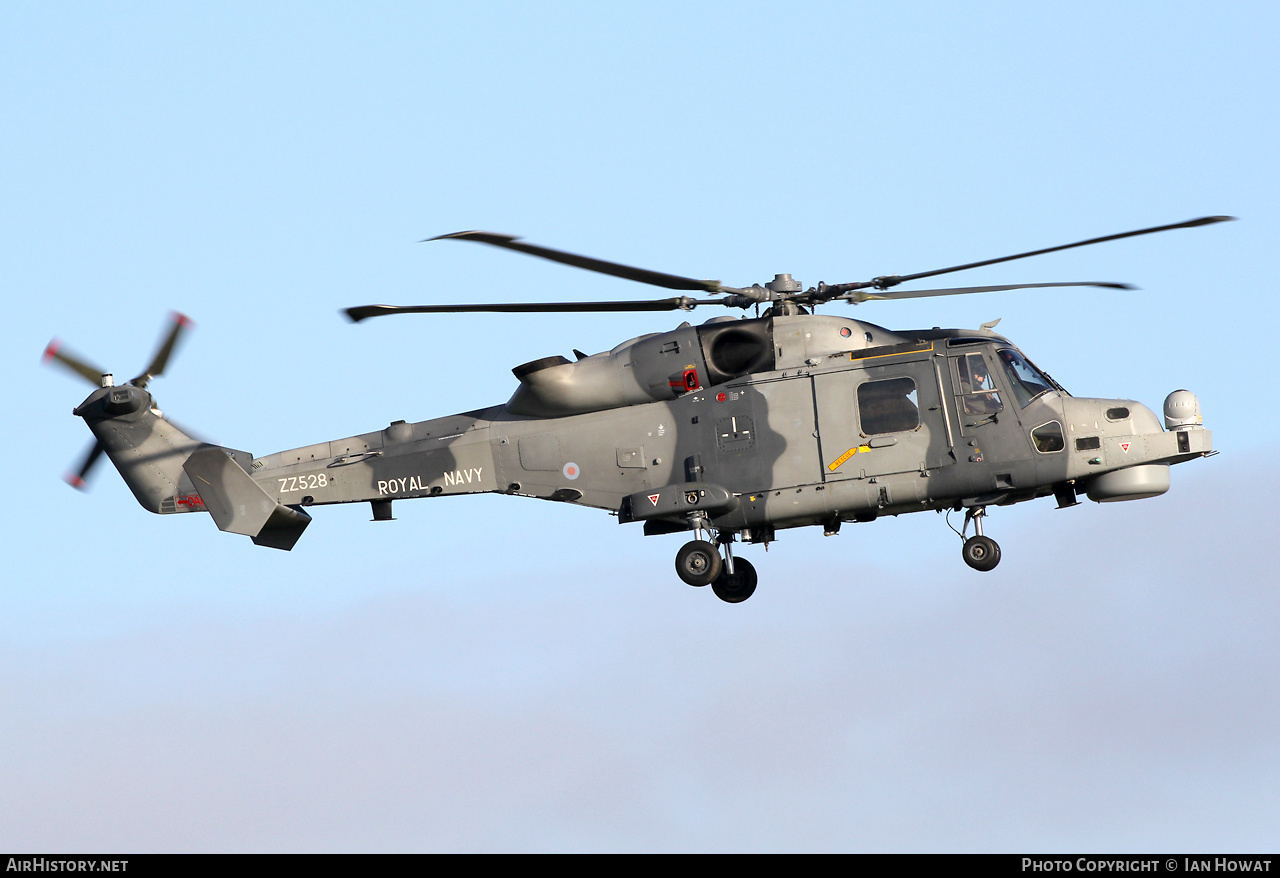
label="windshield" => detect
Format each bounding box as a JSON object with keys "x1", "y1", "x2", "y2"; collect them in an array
[{"x1": 997, "y1": 348, "x2": 1059, "y2": 407}]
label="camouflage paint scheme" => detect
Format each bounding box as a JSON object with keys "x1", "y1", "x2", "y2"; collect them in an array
[{"x1": 71, "y1": 311, "x2": 1212, "y2": 560}]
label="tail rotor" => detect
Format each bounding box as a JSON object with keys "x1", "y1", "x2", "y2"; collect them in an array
[
  {"x1": 43, "y1": 312, "x2": 194, "y2": 489},
  {"x1": 42, "y1": 339, "x2": 110, "y2": 387},
  {"x1": 64, "y1": 441, "x2": 105, "y2": 490},
  {"x1": 130, "y1": 312, "x2": 192, "y2": 389}
]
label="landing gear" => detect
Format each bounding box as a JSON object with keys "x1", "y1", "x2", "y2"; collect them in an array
[
  {"x1": 712, "y1": 558, "x2": 757, "y2": 603},
  {"x1": 675, "y1": 539, "x2": 722, "y2": 586},
  {"x1": 675, "y1": 527, "x2": 759, "y2": 602},
  {"x1": 960, "y1": 506, "x2": 1001, "y2": 572},
  {"x1": 962, "y1": 535, "x2": 1001, "y2": 571}
]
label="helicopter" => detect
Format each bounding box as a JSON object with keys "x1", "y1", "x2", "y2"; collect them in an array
[{"x1": 45, "y1": 217, "x2": 1228, "y2": 603}]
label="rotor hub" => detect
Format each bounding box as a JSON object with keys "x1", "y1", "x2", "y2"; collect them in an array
[{"x1": 766, "y1": 273, "x2": 802, "y2": 294}]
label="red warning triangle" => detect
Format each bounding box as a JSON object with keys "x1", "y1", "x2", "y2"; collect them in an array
[
  {"x1": 647, "y1": 493, "x2": 661, "y2": 506},
  {"x1": 1120, "y1": 442, "x2": 1131, "y2": 453}
]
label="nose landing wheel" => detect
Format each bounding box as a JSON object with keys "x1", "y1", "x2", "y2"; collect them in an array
[{"x1": 959, "y1": 506, "x2": 1002, "y2": 572}]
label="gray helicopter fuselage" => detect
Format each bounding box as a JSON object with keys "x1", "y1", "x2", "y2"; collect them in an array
[
  {"x1": 219, "y1": 313, "x2": 1210, "y2": 541},
  {"x1": 57, "y1": 216, "x2": 1228, "y2": 588},
  {"x1": 69, "y1": 311, "x2": 1212, "y2": 562}
]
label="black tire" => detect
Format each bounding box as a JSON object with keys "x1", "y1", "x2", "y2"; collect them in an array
[
  {"x1": 962, "y1": 535, "x2": 1001, "y2": 572},
  {"x1": 711, "y1": 558, "x2": 758, "y2": 603},
  {"x1": 675, "y1": 540, "x2": 722, "y2": 586}
]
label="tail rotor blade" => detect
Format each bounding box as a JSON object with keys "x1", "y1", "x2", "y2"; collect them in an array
[
  {"x1": 131, "y1": 311, "x2": 193, "y2": 388},
  {"x1": 43, "y1": 340, "x2": 106, "y2": 386},
  {"x1": 64, "y1": 441, "x2": 105, "y2": 490}
]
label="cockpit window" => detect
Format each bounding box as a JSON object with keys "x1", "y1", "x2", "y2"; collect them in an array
[
  {"x1": 997, "y1": 348, "x2": 1055, "y2": 408},
  {"x1": 956, "y1": 352, "x2": 1003, "y2": 415},
  {"x1": 1031, "y1": 421, "x2": 1065, "y2": 453}
]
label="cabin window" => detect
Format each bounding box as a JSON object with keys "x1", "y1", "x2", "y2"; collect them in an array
[
  {"x1": 1031, "y1": 421, "x2": 1066, "y2": 453},
  {"x1": 997, "y1": 348, "x2": 1054, "y2": 408},
  {"x1": 956, "y1": 352, "x2": 1003, "y2": 415},
  {"x1": 858, "y1": 377, "x2": 919, "y2": 435}
]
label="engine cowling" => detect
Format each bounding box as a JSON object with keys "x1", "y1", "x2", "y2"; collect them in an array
[{"x1": 506, "y1": 318, "x2": 778, "y2": 418}]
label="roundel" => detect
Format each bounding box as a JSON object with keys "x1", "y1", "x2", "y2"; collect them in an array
[{"x1": 562, "y1": 462, "x2": 581, "y2": 480}]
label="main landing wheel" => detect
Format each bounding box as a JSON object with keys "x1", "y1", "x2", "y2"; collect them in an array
[
  {"x1": 675, "y1": 540, "x2": 722, "y2": 587},
  {"x1": 962, "y1": 535, "x2": 1001, "y2": 572},
  {"x1": 712, "y1": 558, "x2": 758, "y2": 604}
]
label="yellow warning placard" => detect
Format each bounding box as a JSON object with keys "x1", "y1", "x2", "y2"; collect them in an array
[{"x1": 827, "y1": 445, "x2": 872, "y2": 472}]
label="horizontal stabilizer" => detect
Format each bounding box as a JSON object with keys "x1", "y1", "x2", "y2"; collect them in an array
[
  {"x1": 183, "y1": 446, "x2": 311, "y2": 550},
  {"x1": 250, "y1": 505, "x2": 312, "y2": 551}
]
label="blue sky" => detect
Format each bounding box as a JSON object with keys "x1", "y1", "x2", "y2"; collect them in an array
[{"x1": 2, "y1": 1, "x2": 1277, "y2": 852}]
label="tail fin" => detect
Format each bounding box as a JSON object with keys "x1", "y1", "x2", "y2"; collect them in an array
[
  {"x1": 182, "y1": 446, "x2": 311, "y2": 550},
  {"x1": 74, "y1": 385, "x2": 310, "y2": 550},
  {"x1": 75, "y1": 384, "x2": 204, "y2": 513}
]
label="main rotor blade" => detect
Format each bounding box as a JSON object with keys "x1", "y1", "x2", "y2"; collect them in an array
[
  {"x1": 64, "y1": 440, "x2": 104, "y2": 490},
  {"x1": 836, "y1": 216, "x2": 1236, "y2": 293},
  {"x1": 345, "y1": 297, "x2": 729, "y2": 322},
  {"x1": 429, "y1": 231, "x2": 738, "y2": 294},
  {"x1": 159, "y1": 414, "x2": 212, "y2": 445},
  {"x1": 843, "y1": 281, "x2": 1135, "y2": 303},
  {"x1": 131, "y1": 311, "x2": 192, "y2": 388},
  {"x1": 43, "y1": 340, "x2": 106, "y2": 386}
]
